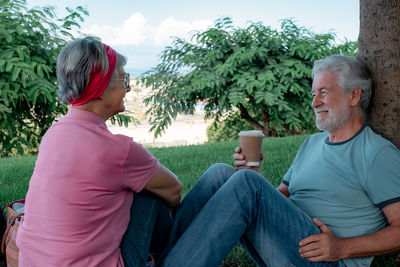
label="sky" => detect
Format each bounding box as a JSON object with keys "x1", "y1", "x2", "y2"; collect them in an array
[{"x1": 27, "y1": 0, "x2": 360, "y2": 76}]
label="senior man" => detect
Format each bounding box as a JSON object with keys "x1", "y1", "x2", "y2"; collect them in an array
[{"x1": 156, "y1": 55, "x2": 400, "y2": 267}]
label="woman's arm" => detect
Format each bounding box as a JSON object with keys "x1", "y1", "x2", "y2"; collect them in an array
[{"x1": 144, "y1": 164, "x2": 182, "y2": 207}]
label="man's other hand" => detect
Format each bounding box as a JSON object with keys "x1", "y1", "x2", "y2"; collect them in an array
[{"x1": 298, "y1": 218, "x2": 344, "y2": 262}]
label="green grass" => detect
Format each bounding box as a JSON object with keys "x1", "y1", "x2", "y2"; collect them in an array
[
  {"x1": 0, "y1": 135, "x2": 398, "y2": 266},
  {"x1": 148, "y1": 135, "x2": 306, "y2": 196},
  {"x1": 0, "y1": 135, "x2": 307, "y2": 204},
  {"x1": 0, "y1": 155, "x2": 36, "y2": 203}
]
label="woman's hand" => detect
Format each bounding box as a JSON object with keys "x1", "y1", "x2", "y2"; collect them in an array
[{"x1": 233, "y1": 147, "x2": 264, "y2": 173}]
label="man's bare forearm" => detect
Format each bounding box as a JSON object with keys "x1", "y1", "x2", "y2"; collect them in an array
[{"x1": 339, "y1": 224, "x2": 400, "y2": 259}]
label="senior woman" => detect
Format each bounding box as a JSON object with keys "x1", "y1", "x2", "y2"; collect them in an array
[{"x1": 16, "y1": 36, "x2": 182, "y2": 267}]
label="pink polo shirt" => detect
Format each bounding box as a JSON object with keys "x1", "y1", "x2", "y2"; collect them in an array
[{"x1": 17, "y1": 108, "x2": 160, "y2": 267}]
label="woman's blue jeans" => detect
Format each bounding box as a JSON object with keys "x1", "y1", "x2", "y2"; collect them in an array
[
  {"x1": 120, "y1": 190, "x2": 173, "y2": 267},
  {"x1": 157, "y1": 163, "x2": 345, "y2": 267}
]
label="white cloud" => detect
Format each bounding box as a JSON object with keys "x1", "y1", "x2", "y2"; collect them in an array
[
  {"x1": 154, "y1": 17, "x2": 212, "y2": 45},
  {"x1": 83, "y1": 13, "x2": 213, "y2": 46},
  {"x1": 83, "y1": 13, "x2": 149, "y2": 45},
  {"x1": 116, "y1": 13, "x2": 150, "y2": 45}
]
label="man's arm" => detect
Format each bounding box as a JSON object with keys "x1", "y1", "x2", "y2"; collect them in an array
[
  {"x1": 299, "y1": 201, "x2": 400, "y2": 262},
  {"x1": 144, "y1": 164, "x2": 182, "y2": 207},
  {"x1": 233, "y1": 147, "x2": 290, "y2": 197},
  {"x1": 277, "y1": 183, "x2": 290, "y2": 197}
]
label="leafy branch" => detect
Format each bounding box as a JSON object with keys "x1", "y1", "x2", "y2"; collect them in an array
[
  {"x1": 140, "y1": 17, "x2": 357, "y2": 138},
  {"x1": 0, "y1": 0, "x2": 88, "y2": 156}
]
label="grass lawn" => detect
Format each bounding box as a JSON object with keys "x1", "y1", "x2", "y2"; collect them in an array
[{"x1": 0, "y1": 135, "x2": 398, "y2": 266}]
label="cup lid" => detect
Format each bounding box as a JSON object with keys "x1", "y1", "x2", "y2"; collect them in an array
[{"x1": 238, "y1": 130, "x2": 265, "y2": 137}]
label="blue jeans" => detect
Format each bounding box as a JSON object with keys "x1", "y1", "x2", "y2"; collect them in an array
[
  {"x1": 157, "y1": 163, "x2": 345, "y2": 267},
  {"x1": 120, "y1": 190, "x2": 173, "y2": 267}
]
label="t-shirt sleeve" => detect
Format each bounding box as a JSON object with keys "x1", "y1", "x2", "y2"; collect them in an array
[
  {"x1": 282, "y1": 165, "x2": 293, "y2": 186},
  {"x1": 364, "y1": 144, "x2": 400, "y2": 207},
  {"x1": 281, "y1": 136, "x2": 313, "y2": 186},
  {"x1": 122, "y1": 141, "x2": 160, "y2": 192}
]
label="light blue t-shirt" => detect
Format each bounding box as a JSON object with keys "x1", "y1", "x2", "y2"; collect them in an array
[{"x1": 283, "y1": 126, "x2": 400, "y2": 267}]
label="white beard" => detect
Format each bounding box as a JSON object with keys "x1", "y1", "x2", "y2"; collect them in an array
[{"x1": 314, "y1": 102, "x2": 350, "y2": 133}]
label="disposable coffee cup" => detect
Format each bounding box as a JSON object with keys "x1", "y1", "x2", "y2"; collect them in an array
[{"x1": 238, "y1": 130, "x2": 265, "y2": 166}]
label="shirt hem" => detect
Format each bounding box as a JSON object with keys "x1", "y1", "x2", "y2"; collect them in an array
[{"x1": 375, "y1": 196, "x2": 400, "y2": 208}]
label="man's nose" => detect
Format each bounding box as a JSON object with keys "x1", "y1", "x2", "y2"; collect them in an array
[{"x1": 312, "y1": 94, "x2": 321, "y2": 108}]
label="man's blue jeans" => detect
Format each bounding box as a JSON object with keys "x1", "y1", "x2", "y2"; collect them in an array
[
  {"x1": 158, "y1": 163, "x2": 345, "y2": 267},
  {"x1": 120, "y1": 190, "x2": 173, "y2": 267}
]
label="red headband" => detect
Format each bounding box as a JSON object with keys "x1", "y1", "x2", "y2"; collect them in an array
[{"x1": 70, "y1": 43, "x2": 117, "y2": 106}]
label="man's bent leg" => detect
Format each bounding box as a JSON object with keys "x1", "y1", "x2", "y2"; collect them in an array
[
  {"x1": 160, "y1": 169, "x2": 342, "y2": 267},
  {"x1": 236, "y1": 171, "x2": 344, "y2": 267},
  {"x1": 157, "y1": 163, "x2": 236, "y2": 265},
  {"x1": 121, "y1": 190, "x2": 172, "y2": 267}
]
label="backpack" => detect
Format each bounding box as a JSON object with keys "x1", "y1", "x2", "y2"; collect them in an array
[{"x1": 0, "y1": 205, "x2": 6, "y2": 262}]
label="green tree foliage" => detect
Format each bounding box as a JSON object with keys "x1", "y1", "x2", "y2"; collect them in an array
[
  {"x1": 0, "y1": 0, "x2": 88, "y2": 156},
  {"x1": 140, "y1": 17, "x2": 357, "y2": 138},
  {"x1": 207, "y1": 110, "x2": 253, "y2": 143}
]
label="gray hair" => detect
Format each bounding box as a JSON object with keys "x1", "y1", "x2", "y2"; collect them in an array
[
  {"x1": 312, "y1": 55, "x2": 372, "y2": 116},
  {"x1": 57, "y1": 36, "x2": 127, "y2": 105}
]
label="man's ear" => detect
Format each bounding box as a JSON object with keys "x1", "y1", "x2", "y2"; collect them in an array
[{"x1": 350, "y1": 88, "x2": 362, "y2": 107}]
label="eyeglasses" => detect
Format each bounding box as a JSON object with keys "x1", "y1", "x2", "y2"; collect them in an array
[{"x1": 116, "y1": 73, "x2": 131, "y2": 91}]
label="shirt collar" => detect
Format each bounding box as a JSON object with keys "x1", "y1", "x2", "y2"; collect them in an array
[
  {"x1": 64, "y1": 107, "x2": 106, "y2": 127},
  {"x1": 325, "y1": 124, "x2": 367, "y2": 146}
]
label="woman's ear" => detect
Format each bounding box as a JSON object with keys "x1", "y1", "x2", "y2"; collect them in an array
[{"x1": 350, "y1": 88, "x2": 362, "y2": 107}]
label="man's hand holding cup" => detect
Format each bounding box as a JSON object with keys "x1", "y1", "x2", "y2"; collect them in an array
[{"x1": 233, "y1": 130, "x2": 265, "y2": 172}]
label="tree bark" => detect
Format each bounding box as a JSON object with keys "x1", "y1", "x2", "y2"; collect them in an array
[
  {"x1": 237, "y1": 104, "x2": 269, "y2": 135},
  {"x1": 358, "y1": 0, "x2": 400, "y2": 148}
]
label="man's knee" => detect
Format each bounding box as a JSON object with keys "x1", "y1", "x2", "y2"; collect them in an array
[
  {"x1": 235, "y1": 168, "x2": 264, "y2": 182},
  {"x1": 229, "y1": 169, "x2": 274, "y2": 193},
  {"x1": 208, "y1": 163, "x2": 235, "y2": 174},
  {"x1": 202, "y1": 163, "x2": 236, "y2": 181},
  {"x1": 190, "y1": 163, "x2": 237, "y2": 194}
]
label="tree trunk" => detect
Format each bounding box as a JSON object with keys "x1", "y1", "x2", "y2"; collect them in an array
[
  {"x1": 237, "y1": 104, "x2": 270, "y2": 136},
  {"x1": 358, "y1": 0, "x2": 400, "y2": 148}
]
